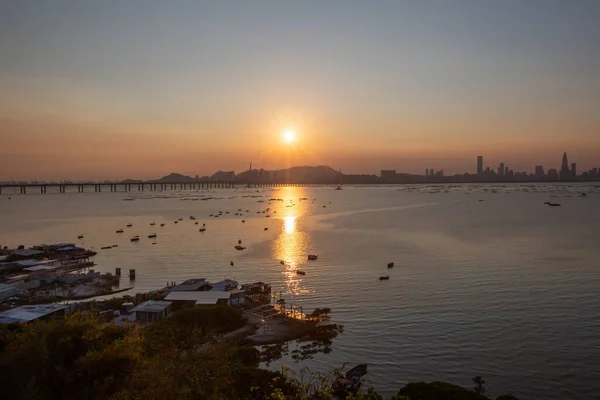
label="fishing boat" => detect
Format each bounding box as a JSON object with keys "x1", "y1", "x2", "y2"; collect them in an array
[
  {"x1": 234, "y1": 245, "x2": 246, "y2": 250},
  {"x1": 264, "y1": 227, "x2": 268, "y2": 231},
  {"x1": 199, "y1": 228, "x2": 206, "y2": 232},
  {"x1": 195, "y1": 221, "x2": 199, "y2": 225},
  {"x1": 334, "y1": 186, "x2": 342, "y2": 190},
  {"x1": 387, "y1": 262, "x2": 394, "y2": 268},
  {"x1": 127, "y1": 223, "x2": 133, "y2": 227},
  {"x1": 130, "y1": 236, "x2": 140, "y2": 242},
  {"x1": 308, "y1": 254, "x2": 318, "y2": 261},
  {"x1": 296, "y1": 270, "x2": 306, "y2": 275},
  {"x1": 379, "y1": 275, "x2": 389, "y2": 280},
  {"x1": 160, "y1": 223, "x2": 165, "y2": 227},
  {"x1": 148, "y1": 233, "x2": 157, "y2": 238},
  {"x1": 116, "y1": 229, "x2": 124, "y2": 233},
  {"x1": 101, "y1": 246, "x2": 112, "y2": 250},
  {"x1": 190, "y1": 216, "x2": 196, "y2": 220},
  {"x1": 77, "y1": 234, "x2": 84, "y2": 239},
  {"x1": 150, "y1": 222, "x2": 155, "y2": 226}
]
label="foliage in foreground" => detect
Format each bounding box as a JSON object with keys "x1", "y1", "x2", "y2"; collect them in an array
[{"x1": 0, "y1": 307, "x2": 519, "y2": 400}]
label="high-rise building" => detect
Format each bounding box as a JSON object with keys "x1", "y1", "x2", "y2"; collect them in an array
[
  {"x1": 425, "y1": 169, "x2": 429, "y2": 177},
  {"x1": 571, "y1": 163, "x2": 577, "y2": 178},
  {"x1": 498, "y1": 163, "x2": 505, "y2": 177},
  {"x1": 561, "y1": 152, "x2": 569, "y2": 173},
  {"x1": 535, "y1": 166, "x2": 545, "y2": 177},
  {"x1": 477, "y1": 156, "x2": 483, "y2": 175},
  {"x1": 593, "y1": 168, "x2": 598, "y2": 177},
  {"x1": 548, "y1": 168, "x2": 558, "y2": 179}
]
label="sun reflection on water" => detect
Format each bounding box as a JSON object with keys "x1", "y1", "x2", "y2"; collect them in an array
[{"x1": 272, "y1": 187, "x2": 310, "y2": 296}]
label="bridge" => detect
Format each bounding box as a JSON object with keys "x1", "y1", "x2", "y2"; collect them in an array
[
  {"x1": 0, "y1": 181, "x2": 234, "y2": 195},
  {"x1": 0, "y1": 181, "x2": 336, "y2": 194}
]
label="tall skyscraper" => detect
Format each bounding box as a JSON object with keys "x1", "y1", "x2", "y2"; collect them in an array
[
  {"x1": 498, "y1": 162, "x2": 505, "y2": 177},
  {"x1": 477, "y1": 156, "x2": 483, "y2": 175},
  {"x1": 561, "y1": 152, "x2": 569, "y2": 173},
  {"x1": 571, "y1": 163, "x2": 577, "y2": 177}
]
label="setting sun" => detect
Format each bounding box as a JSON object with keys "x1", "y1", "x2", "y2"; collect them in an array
[{"x1": 282, "y1": 129, "x2": 296, "y2": 143}]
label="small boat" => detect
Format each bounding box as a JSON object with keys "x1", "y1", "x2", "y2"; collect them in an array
[
  {"x1": 387, "y1": 262, "x2": 394, "y2": 268},
  {"x1": 116, "y1": 229, "x2": 124, "y2": 233},
  {"x1": 379, "y1": 276, "x2": 389, "y2": 280},
  {"x1": 148, "y1": 233, "x2": 157, "y2": 238},
  {"x1": 199, "y1": 228, "x2": 206, "y2": 232},
  {"x1": 195, "y1": 221, "x2": 199, "y2": 225},
  {"x1": 238, "y1": 239, "x2": 242, "y2": 244},
  {"x1": 265, "y1": 215, "x2": 270, "y2": 218},
  {"x1": 308, "y1": 254, "x2": 318, "y2": 261},
  {"x1": 322, "y1": 205, "x2": 326, "y2": 208},
  {"x1": 178, "y1": 218, "x2": 183, "y2": 221},
  {"x1": 548, "y1": 203, "x2": 561, "y2": 207},
  {"x1": 130, "y1": 236, "x2": 140, "y2": 242},
  {"x1": 225, "y1": 211, "x2": 229, "y2": 214},
  {"x1": 160, "y1": 223, "x2": 165, "y2": 227},
  {"x1": 230, "y1": 261, "x2": 234, "y2": 266},
  {"x1": 152, "y1": 242, "x2": 157, "y2": 245},
  {"x1": 296, "y1": 270, "x2": 306, "y2": 275},
  {"x1": 234, "y1": 245, "x2": 246, "y2": 250},
  {"x1": 264, "y1": 227, "x2": 268, "y2": 231},
  {"x1": 280, "y1": 260, "x2": 285, "y2": 265},
  {"x1": 101, "y1": 246, "x2": 112, "y2": 250},
  {"x1": 242, "y1": 220, "x2": 246, "y2": 223},
  {"x1": 190, "y1": 216, "x2": 196, "y2": 220},
  {"x1": 77, "y1": 234, "x2": 84, "y2": 239},
  {"x1": 127, "y1": 224, "x2": 133, "y2": 227},
  {"x1": 174, "y1": 221, "x2": 178, "y2": 224},
  {"x1": 150, "y1": 222, "x2": 155, "y2": 226},
  {"x1": 544, "y1": 201, "x2": 550, "y2": 205},
  {"x1": 112, "y1": 245, "x2": 118, "y2": 247},
  {"x1": 334, "y1": 186, "x2": 342, "y2": 190}
]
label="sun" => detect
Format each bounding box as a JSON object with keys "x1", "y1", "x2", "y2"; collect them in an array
[{"x1": 282, "y1": 129, "x2": 296, "y2": 143}]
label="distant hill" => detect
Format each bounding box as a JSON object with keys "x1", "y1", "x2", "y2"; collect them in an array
[
  {"x1": 210, "y1": 171, "x2": 235, "y2": 181},
  {"x1": 151, "y1": 173, "x2": 195, "y2": 183},
  {"x1": 235, "y1": 165, "x2": 342, "y2": 184}
]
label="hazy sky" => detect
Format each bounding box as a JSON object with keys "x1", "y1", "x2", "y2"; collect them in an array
[{"x1": 1, "y1": 0, "x2": 599, "y2": 180}]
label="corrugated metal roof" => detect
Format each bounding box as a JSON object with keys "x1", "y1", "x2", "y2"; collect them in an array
[
  {"x1": 0, "y1": 304, "x2": 68, "y2": 324},
  {"x1": 23, "y1": 265, "x2": 57, "y2": 271},
  {"x1": 12, "y1": 249, "x2": 43, "y2": 257},
  {"x1": 166, "y1": 291, "x2": 231, "y2": 302},
  {"x1": 209, "y1": 279, "x2": 239, "y2": 291},
  {"x1": 130, "y1": 300, "x2": 171, "y2": 313},
  {"x1": 170, "y1": 278, "x2": 208, "y2": 292}
]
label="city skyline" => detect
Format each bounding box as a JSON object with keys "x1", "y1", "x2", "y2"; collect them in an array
[{"x1": 1, "y1": 1, "x2": 600, "y2": 180}]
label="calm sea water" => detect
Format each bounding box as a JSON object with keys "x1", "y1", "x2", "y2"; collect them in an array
[{"x1": 1, "y1": 184, "x2": 599, "y2": 399}]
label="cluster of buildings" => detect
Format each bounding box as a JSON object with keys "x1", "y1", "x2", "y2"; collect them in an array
[
  {"x1": 475, "y1": 152, "x2": 598, "y2": 182},
  {"x1": 378, "y1": 152, "x2": 598, "y2": 184},
  {"x1": 0, "y1": 276, "x2": 273, "y2": 326},
  {"x1": 117, "y1": 278, "x2": 272, "y2": 325},
  {"x1": 0, "y1": 243, "x2": 97, "y2": 302}
]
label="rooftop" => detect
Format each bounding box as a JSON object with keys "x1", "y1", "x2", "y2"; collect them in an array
[
  {"x1": 23, "y1": 265, "x2": 57, "y2": 272},
  {"x1": 0, "y1": 304, "x2": 68, "y2": 324},
  {"x1": 209, "y1": 279, "x2": 239, "y2": 291},
  {"x1": 165, "y1": 291, "x2": 231, "y2": 303},
  {"x1": 12, "y1": 249, "x2": 43, "y2": 257},
  {"x1": 130, "y1": 300, "x2": 172, "y2": 313},
  {"x1": 170, "y1": 278, "x2": 209, "y2": 292}
]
